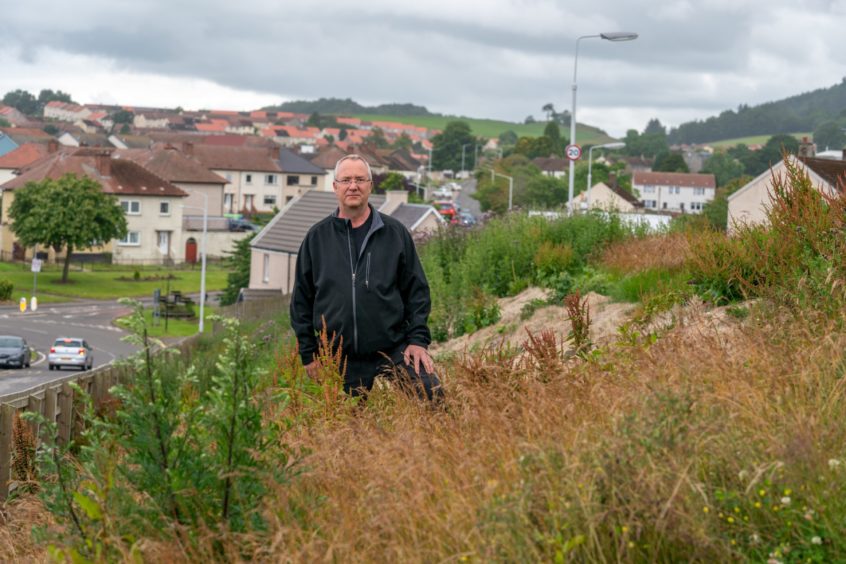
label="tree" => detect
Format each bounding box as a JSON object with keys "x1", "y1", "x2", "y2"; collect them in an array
[
  {"x1": 652, "y1": 151, "x2": 689, "y2": 173},
  {"x1": 338, "y1": 127, "x2": 348, "y2": 141},
  {"x1": 368, "y1": 127, "x2": 390, "y2": 149},
  {"x1": 524, "y1": 115, "x2": 536, "y2": 124},
  {"x1": 43, "y1": 124, "x2": 59, "y2": 135},
  {"x1": 219, "y1": 234, "x2": 255, "y2": 305},
  {"x1": 431, "y1": 121, "x2": 477, "y2": 171},
  {"x1": 393, "y1": 133, "x2": 413, "y2": 151},
  {"x1": 542, "y1": 103, "x2": 555, "y2": 122},
  {"x1": 0, "y1": 118, "x2": 9, "y2": 128},
  {"x1": 543, "y1": 121, "x2": 561, "y2": 145},
  {"x1": 9, "y1": 174, "x2": 127, "y2": 283},
  {"x1": 498, "y1": 130, "x2": 518, "y2": 146},
  {"x1": 111, "y1": 109, "x2": 134, "y2": 125},
  {"x1": 701, "y1": 151, "x2": 745, "y2": 187},
  {"x1": 524, "y1": 175, "x2": 567, "y2": 208},
  {"x1": 813, "y1": 120, "x2": 846, "y2": 150},
  {"x1": 2, "y1": 89, "x2": 38, "y2": 116},
  {"x1": 374, "y1": 172, "x2": 408, "y2": 193},
  {"x1": 643, "y1": 118, "x2": 667, "y2": 136},
  {"x1": 37, "y1": 89, "x2": 74, "y2": 111}
]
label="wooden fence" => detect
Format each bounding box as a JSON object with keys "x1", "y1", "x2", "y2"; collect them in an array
[{"x1": 0, "y1": 296, "x2": 289, "y2": 500}]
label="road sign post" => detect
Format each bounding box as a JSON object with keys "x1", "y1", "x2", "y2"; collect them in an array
[
  {"x1": 565, "y1": 144, "x2": 583, "y2": 161},
  {"x1": 31, "y1": 258, "x2": 42, "y2": 301}
]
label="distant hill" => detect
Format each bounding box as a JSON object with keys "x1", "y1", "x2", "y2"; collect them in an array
[
  {"x1": 668, "y1": 78, "x2": 846, "y2": 145},
  {"x1": 264, "y1": 98, "x2": 436, "y2": 117}
]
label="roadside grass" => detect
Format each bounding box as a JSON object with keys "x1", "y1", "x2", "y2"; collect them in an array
[
  {"x1": 349, "y1": 113, "x2": 617, "y2": 143},
  {"x1": 116, "y1": 305, "x2": 218, "y2": 338},
  {"x1": 0, "y1": 262, "x2": 228, "y2": 301}
]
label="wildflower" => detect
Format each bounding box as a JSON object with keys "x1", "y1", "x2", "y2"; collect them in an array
[
  {"x1": 759, "y1": 489, "x2": 767, "y2": 497},
  {"x1": 734, "y1": 506, "x2": 741, "y2": 513},
  {"x1": 738, "y1": 470, "x2": 748, "y2": 480},
  {"x1": 828, "y1": 458, "x2": 841, "y2": 469},
  {"x1": 783, "y1": 488, "x2": 792, "y2": 496},
  {"x1": 804, "y1": 510, "x2": 814, "y2": 521},
  {"x1": 727, "y1": 517, "x2": 735, "y2": 524},
  {"x1": 703, "y1": 506, "x2": 710, "y2": 514},
  {"x1": 731, "y1": 539, "x2": 736, "y2": 546},
  {"x1": 755, "y1": 501, "x2": 762, "y2": 508},
  {"x1": 811, "y1": 536, "x2": 822, "y2": 545},
  {"x1": 628, "y1": 541, "x2": 635, "y2": 548},
  {"x1": 781, "y1": 496, "x2": 791, "y2": 505},
  {"x1": 750, "y1": 533, "x2": 761, "y2": 544},
  {"x1": 621, "y1": 526, "x2": 628, "y2": 533}
]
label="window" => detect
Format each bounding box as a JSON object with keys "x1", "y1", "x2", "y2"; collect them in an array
[
  {"x1": 265, "y1": 174, "x2": 276, "y2": 185},
  {"x1": 311, "y1": 176, "x2": 318, "y2": 185},
  {"x1": 642, "y1": 186, "x2": 655, "y2": 194},
  {"x1": 120, "y1": 200, "x2": 141, "y2": 215},
  {"x1": 662, "y1": 202, "x2": 668, "y2": 209},
  {"x1": 224, "y1": 193, "x2": 233, "y2": 212},
  {"x1": 693, "y1": 187, "x2": 705, "y2": 195},
  {"x1": 263, "y1": 194, "x2": 277, "y2": 206},
  {"x1": 667, "y1": 186, "x2": 680, "y2": 195},
  {"x1": 262, "y1": 253, "x2": 270, "y2": 283},
  {"x1": 159, "y1": 201, "x2": 170, "y2": 215},
  {"x1": 691, "y1": 202, "x2": 703, "y2": 211},
  {"x1": 643, "y1": 200, "x2": 657, "y2": 209},
  {"x1": 245, "y1": 174, "x2": 253, "y2": 184},
  {"x1": 118, "y1": 231, "x2": 141, "y2": 246},
  {"x1": 286, "y1": 175, "x2": 300, "y2": 185},
  {"x1": 225, "y1": 173, "x2": 232, "y2": 182}
]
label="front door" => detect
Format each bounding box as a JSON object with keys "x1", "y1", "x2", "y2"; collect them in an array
[{"x1": 185, "y1": 238, "x2": 197, "y2": 264}]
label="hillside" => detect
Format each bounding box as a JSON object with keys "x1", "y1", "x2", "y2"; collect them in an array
[
  {"x1": 669, "y1": 78, "x2": 846, "y2": 144},
  {"x1": 266, "y1": 97, "x2": 434, "y2": 117}
]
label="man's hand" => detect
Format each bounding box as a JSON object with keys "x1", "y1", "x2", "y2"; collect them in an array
[
  {"x1": 403, "y1": 344, "x2": 434, "y2": 375},
  {"x1": 304, "y1": 360, "x2": 320, "y2": 379}
]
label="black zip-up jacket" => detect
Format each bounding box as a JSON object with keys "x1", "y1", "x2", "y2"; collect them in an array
[{"x1": 290, "y1": 205, "x2": 432, "y2": 366}]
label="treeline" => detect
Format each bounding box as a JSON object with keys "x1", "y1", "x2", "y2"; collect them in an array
[
  {"x1": 668, "y1": 78, "x2": 846, "y2": 144},
  {"x1": 2, "y1": 88, "x2": 76, "y2": 117},
  {"x1": 264, "y1": 97, "x2": 436, "y2": 117}
]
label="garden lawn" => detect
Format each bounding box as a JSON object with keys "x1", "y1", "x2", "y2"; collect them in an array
[{"x1": 0, "y1": 262, "x2": 229, "y2": 301}]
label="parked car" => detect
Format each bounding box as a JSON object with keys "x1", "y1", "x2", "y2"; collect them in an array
[
  {"x1": 434, "y1": 200, "x2": 459, "y2": 223},
  {"x1": 48, "y1": 337, "x2": 94, "y2": 371},
  {"x1": 458, "y1": 211, "x2": 477, "y2": 226},
  {"x1": 432, "y1": 187, "x2": 453, "y2": 199},
  {"x1": 228, "y1": 218, "x2": 259, "y2": 232},
  {"x1": 0, "y1": 335, "x2": 30, "y2": 368}
]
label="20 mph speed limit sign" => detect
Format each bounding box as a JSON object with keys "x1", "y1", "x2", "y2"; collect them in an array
[{"x1": 565, "y1": 144, "x2": 582, "y2": 161}]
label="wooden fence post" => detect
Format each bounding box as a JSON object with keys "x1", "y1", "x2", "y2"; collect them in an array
[
  {"x1": 0, "y1": 404, "x2": 15, "y2": 499},
  {"x1": 57, "y1": 383, "x2": 74, "y2": 447},
  {"x1": 26, "y1": 394, "x2": 43, "y2": 443},
  {"x1": 43, "y1": 387, "x2": 58, "y2": 446}
]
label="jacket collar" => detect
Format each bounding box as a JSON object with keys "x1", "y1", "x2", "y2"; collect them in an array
[{"x1": 332, "y1": 203, "x2": 384, "y2": 233}]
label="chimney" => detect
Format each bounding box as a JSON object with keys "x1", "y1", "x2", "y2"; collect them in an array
[
  {"x1": 267, "y1": 144, "x2": 279, "y2": 159},
  {"x1": 182, "y1": 141, "x2": 194, "y2": 156},
  {"x1": 47, "y1": 139, "x2": 59, "y2": 154},
  {"x1": 95, "y1": 151, "x2": 111, "y2": 177},
  {"x1": 798, "y1": 136, "x2": 815, "y2": 158},
  {"x1": 380, "y1": 190, "x2": 409, "y2": 215}
]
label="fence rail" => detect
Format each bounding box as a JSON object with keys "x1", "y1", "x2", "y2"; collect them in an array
[{"x1": 0, "y1": 296, "x2": 289, "y2": 500}]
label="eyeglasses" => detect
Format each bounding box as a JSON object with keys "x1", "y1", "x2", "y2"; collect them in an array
[{"x1": 335, "y1": 176, "x2": 371, "y2": 187}]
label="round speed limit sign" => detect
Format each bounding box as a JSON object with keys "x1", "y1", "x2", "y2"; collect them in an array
[{"x1": 565, "y1": 144, "x2": 582, "y2": 161}]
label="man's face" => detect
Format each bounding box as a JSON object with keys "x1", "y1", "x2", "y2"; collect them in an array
[{"x1": 333, "y1": 159, "x2": 372, "y2": 211}]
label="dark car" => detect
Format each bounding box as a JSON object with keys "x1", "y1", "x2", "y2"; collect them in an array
[
  {"x1": 459, "y1": 211, "x2": 477, "y2": 226},
  {"x1": 228, "y1": 218, "x2": 259, "y2": 232},
  {"x1": 0, "y1": 335, "x2": 31, "y2": 368}
]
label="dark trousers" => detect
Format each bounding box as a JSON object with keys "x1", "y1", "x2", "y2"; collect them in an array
[{"x1": 344, "y1": 346, "x2": 443, "y2": 402}]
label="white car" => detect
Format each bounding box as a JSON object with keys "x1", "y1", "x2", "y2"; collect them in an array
[
  {"x1": 432, "y1": 187, "x2": 453, "y2": 199},
  {"x1": 48, "y1": 337, "x2": 94, "y2": 371}
]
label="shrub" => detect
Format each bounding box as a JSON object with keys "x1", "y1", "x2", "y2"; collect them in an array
[
  {"x1": 533, "y1": 241, "x2": 574, "y2": 281},
  {"x1": 0, "y1": 279, "x2": 13, "y2": 301}
]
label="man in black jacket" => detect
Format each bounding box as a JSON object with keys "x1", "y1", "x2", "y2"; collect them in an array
[{"x1": 290, "y1": 154, "x2": 442, "y2": 400}]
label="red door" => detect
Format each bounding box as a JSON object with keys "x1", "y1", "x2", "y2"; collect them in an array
[{"x1": 185, "y1": 238, "x2": 198, "y2": 264}]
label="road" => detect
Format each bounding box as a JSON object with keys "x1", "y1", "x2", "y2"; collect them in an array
[
  {"x1": 455, "y1": 177, "x2": 481, "y2": 218},
  {"x1": 0, "y1": 300, "x2": 136, "y2": 397}
]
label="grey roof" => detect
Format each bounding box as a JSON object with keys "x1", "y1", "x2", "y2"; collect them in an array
[
  {"x1": 252, "y1": 190, "x2": 385, "y2": 254},
  {"x1": 390, "y1": 203, "x2": 439, "y2": 230},
  {"x1": 278, "y1": 147, "x2": 325, "y2": 175}
]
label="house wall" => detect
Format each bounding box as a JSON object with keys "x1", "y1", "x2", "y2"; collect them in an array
[
  {"x1": 414, "y1": 212, "x2": 442, "y2": 234},
  {"x1": 179, "y1": 230, "x2": 251, "y2": 261},
  {"x1": 174, "y1": 181, "x2": 226, "y2": 217},
  {"x1": 217, "y1": 169, "x2": 289, "y2": 215},
  {"x1": 249, "y1": 248, "x2": 296, "y2": 294},
  {"x1": 573, "y1": 184, "x2": 637, "y2": 212},
  {"x1": 112, "y1": 196, "x2": 185, "y2": 264},
  {"x1": 634, "y1": 183, "x2": 714, "y2": 213}
]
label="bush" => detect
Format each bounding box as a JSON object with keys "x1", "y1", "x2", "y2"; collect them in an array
[
  {"x1": 0, "y1": 279, "x2": 13, "y2": 301},
  {"x1": 533, "y1": 241, "x2": 574, "y2": 281}
]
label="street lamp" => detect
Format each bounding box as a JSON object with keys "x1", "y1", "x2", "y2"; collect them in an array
[
  {"x1": 586, "y1": 141, "x2": 625, "y2": 210},
  {"x1": 461, "y1": 143, "x2": 473, "y2": 175},
  {"x1": 182, "y1": 191, "x2": 208, "y2": 334},
  {"x1": 487, "y1": 169, "x2": 514, "y2": 211},
  {"x1": 567, "y1": 31, "x2": 638, "y2": 216}
]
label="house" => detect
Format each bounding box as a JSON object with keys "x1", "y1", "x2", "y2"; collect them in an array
[
  {"x1": 133, "y1": 112, "x2": 171, "y2": 129},
  {"x1": 632, "y1": 171, "x2": 716, "y2": 213},
  {"x1": 277, "y1": 148, "x2": 328, "y2": 204},
  {"x1": 189, "y1": 143, "x2": 284, "y2": 215},
  {"x1": 727, "y1": 154, "x2": 846, "y2": 234},
  {"x1": 248, "y1": 189, "x2": 443, "y2": 294},
  {"x1": 572, "y1": 177, "x2": 641, "y2": 212},
  {"x1": 43, "y1": 101, "x2": 91, "y2": 123},
  {"x1": 309, "y1": 145, "x2": 349, "y2": 184},
  {"x1": 0, "y1": 128, "x2": 53, "y2": 157},
  {"x1": 0, "y1": 148, "x2": 187, "y2": 264},
  {"x1": 0, "y1": 105, "x2": 31, "y2": 127},
  {"x1": 532, "y1": 156, "x2": 568, "y2": 179},
  {"x1": 0, "y1": 140, "x2": 59, "y2": 185}
]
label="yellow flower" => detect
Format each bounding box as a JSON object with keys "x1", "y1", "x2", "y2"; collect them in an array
[
  {"x1": 731, "y1": 539, "x2": 737, "y2": 546},
  {"x1": 703, "y1": 506, "x2": 710, "y2": 514},
  {"x1": 759, "y1": 489, "x2": 766, "y2": 497},
  {"x1": 628, "y1": 541, "x2": 635, "y2": 549},
  {"x1": 734, "y1": 507, "x2": 740, "y2": 513},
  {"x1": 755, "y1": 502, "x2": 762, "y2": 508},
  {"x1": 727, "y1": 517, "x2": 735, "y2": 524},
  {"x1": 621, "y1": 526, "x2": 629, "y2": 533},
  {"x1": 783, "y1": 488, "x2": 792, "y2": 496}
]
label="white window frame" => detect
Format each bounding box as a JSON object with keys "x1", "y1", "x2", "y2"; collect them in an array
[
  {"x1": 693, "y1": 187, "x2": 705, "y2": 195},
  {"x1": 118, "y1": 231, "x2": 141, "y2": 246},
  {"x1": 287, "y1": 175, "x2": 300, "y2": 186},
  {"x1": 642, "y1": 186, "x2": 655, "y2": 194},
  {"x1": 644, "y1": 199, "x2": 657, "y2": 209},
  {"x1": 121, "y1": 200, "x2": 141, "y2": 215},
  {"x1": 245, "y1": 173, "x2": 253, "y2": 185},
  {"x1": 263, "y1": 194, "x2": 277, "y2": 206},
  {"x1": 224, "y1": 193, "x2": 233, "y2": 211},
  {"x1": 691, "y1": 202, "x2": 703, "y2": 211},
  {"x1": 159, "y1": 201, "x2": 170, "y2": 216},
  {"x1": 262, "y1": 253, "x2": 270, "y2": 283},
  {"x1": 265, "y1": 174, "x2": 277, "y2": 185}
]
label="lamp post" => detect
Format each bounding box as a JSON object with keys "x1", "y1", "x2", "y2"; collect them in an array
[
  {"x1": 461, "y1": 143, "x2": 473, "y2": 176},
  {"x1": 491, "y1": 170, "x2": 514, "y2": 211},
  {"x1": 567, "y1": 31, "x2": 638, "y2": 216},
  {"x1": 182, "y1": 191, "x2": 208, "y2": 334},
  {"x1": 586, "y1": 141, "x2": 625, "y2": 210}
]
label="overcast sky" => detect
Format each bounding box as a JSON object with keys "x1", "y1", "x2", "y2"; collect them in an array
[{"x1": 4, "y1": 0, "x2": 846, "y2": 137}]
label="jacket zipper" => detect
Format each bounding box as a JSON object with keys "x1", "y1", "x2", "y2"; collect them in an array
[
  {"x1": 365, "y1": 252, "x2": 371, "y2": 290},
  {"x1": 345, "y1": 224, "x2": 359, "y2": 353}
]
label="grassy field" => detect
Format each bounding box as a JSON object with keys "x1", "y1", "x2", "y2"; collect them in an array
[
  {"x1": 0, "y1": 262, "x2": 229, "y2": 302},
  {"x1": 350, "y1": 113, "x2": 617, "y2": 144},
  {"x1": 117, "y1": 305, "x2": 218, "y2": 338},
  {"x1": 708, "y1": 131, "x2": 811, "y2": 149}
]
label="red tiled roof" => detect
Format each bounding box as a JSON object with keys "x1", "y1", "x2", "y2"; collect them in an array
[
  {"x1": 191, "y1": 144, "x2": 281, "y2": 173},
  {"x1": 3, "y1": 148, "x2": 187, "y2": 198},
  {"x1": 0, "y1": 143, "x2": 52, "y2": 169},
  {"x1": 115, "y1": 146, "x2": 227, "y2": 185},
  {"x1": 632, "y1": 171, "x2": 716, "y2": 189}
]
